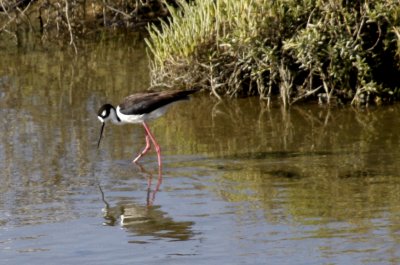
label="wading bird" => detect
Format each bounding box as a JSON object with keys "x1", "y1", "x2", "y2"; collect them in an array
[{"x1": 97, "y1": 89, "x2": 198, "y2": 171}]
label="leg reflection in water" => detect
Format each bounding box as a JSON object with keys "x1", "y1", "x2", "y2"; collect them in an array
[
  {"x1": 97, "y1": 161, "x2": 162, "y2": 226},
  {"x1": 135, "y1": 162, "x2": 162, "y2": 207}
]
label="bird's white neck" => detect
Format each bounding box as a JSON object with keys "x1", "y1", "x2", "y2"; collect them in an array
[{"x1": 109, "y1": 107, "x2": 122, "y2": 124}]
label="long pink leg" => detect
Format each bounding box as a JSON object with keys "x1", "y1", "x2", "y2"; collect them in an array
[
  {"x1": 133, "y1": 134, "x2": 151, "y2": 163},
  {"x1": 141, "y1": 122, "x2": 162, "y2": 182},
  {"x1": 141, "y1": 122, "x2": 162, "y2": 168}
]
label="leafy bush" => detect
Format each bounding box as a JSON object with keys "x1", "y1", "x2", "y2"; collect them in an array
[{"x1": 147, "y1": 0, "x2": 400, "y2": 105}]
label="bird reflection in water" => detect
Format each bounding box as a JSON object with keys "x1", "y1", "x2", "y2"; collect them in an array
[{"x1": 98, "y1": 183, "x2": 194, "y2": 242}]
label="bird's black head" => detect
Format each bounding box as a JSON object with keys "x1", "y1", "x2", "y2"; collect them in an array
[
  {"x1": 97, "y1": 104, "x2": 114, "y2": 122},
  {"x1": 97, "y1": 104, "x2": 114, "y2": 149}
]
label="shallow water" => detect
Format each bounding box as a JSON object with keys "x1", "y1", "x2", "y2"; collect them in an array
[{"x1": 1, "y1": 38, "x2": 400, "y2": 265}]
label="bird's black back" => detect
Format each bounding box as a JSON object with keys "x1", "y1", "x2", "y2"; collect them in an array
[{"x1": 119, "y1": 89, "x2": 199, "y2": 115}]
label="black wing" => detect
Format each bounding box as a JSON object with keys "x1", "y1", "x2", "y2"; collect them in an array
[{"x1": 119, "y1": 89, "x2": 198, "y2": 115}]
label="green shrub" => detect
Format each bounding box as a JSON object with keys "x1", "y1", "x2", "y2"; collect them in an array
[{"x1": 147, "y1": 0, "x2": 400, "y2": 105}]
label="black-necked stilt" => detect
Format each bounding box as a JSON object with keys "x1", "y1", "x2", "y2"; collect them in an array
[{"x1": 97, "y1": 89, "x2": 199, "y2": 169}]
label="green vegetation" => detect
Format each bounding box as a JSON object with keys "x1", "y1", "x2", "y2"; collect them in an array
[
  {"x1": 147, "y1": 0, "x2": 400, "y2": 105},
  {"x1": 2, "y1": 0, "x2": 400, "y2": 105}
]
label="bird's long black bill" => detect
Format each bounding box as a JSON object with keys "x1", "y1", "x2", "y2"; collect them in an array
[{"x1": 97, "y1": 122, "x2": 105, "y2": 149}]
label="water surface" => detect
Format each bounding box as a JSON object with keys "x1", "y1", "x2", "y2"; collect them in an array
[{"x1": 0, "y1": 38, "x2": 400, "y2": 265}]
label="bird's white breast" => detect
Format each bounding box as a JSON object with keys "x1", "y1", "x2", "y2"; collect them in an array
[{"x1": 116, "y1": 105, "x2": 169, "y2": 124}]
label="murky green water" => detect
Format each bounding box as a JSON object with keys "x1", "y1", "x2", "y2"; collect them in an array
[{"x1": 1, "y1": 37, "x2": 400, "y2": 265}]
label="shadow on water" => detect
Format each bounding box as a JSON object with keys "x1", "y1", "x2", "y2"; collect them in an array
[{"x1": 221, "y1": 150, "x2": 342, "y2": 160}]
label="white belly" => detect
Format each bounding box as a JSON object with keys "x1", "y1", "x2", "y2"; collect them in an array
[{"x1": 116, "y1": 105, "x2": 169, "y2": 124}]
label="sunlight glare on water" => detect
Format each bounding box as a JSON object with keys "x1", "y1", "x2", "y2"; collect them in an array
[{"x1": 0, "y1": 37, "x2": 400, "y2": 265}]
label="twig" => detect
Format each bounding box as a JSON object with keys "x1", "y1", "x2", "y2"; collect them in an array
[
  {"x1": 0, "y1": 14, "x2": 17, "y2": 32},
  {"x1": 209, "y1": 64, "x2": 222, "y2": 100},
  {"x1": 0, "y1": 0, "x2": 12, "y2": 18},
  {"x1": 291, "y1": 85, "x2": 322, "y2": 104},
  {"x1": 103, "y1": 3, "x2": 132, "y2": 19},
  {"x1": 64, "y1": 0, "x2": 77, "y2": 54},
  {"x1": 16, "y1": 1, "x2": 34, "y2": 31},
  {"x1": 367, "y1": 23, "x2": 382, "y2": 51}
]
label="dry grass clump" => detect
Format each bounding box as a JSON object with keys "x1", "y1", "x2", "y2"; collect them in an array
[{"x1": 147, "y1": 0, "x2": 400, "y2": 105}]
